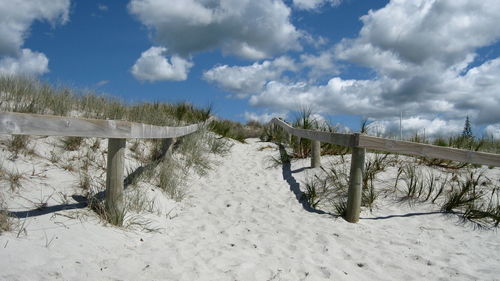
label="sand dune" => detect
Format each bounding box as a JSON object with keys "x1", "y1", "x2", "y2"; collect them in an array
[{"x1": 1, "y1": 138, "x2": 499, "y2": 280}]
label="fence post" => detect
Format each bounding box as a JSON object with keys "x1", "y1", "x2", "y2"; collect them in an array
[
  {"x1": 105, "y1": 138, "x2": 126, "y2": 225},
  {"x1": 311, "y1": 140, "x2": 321, "y2": 168},
  {"x1": 345, "y1": 134, "x2": 365, "y2": 223},
  {"x1": 161, "y1": 137, "x2": 176, "y2": 157}
]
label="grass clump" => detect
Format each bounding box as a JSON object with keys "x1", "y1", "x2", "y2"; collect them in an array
[
  {"x1": 441, "y1": 171, "x2": 499, "y2": 229},
  {"x1": 0, "y1": 195, "x2": 15, "y2": 234},
  {"x1": 0, "y1": 209, "x2": 13, "y2": 234},
  {"x1": 207, "y1": 134, "x2": 233, "y2": 155},
  {"x1": 260, "y1": 121, "x2": 289, "y2": 144},
  {"x1": 5, "y1": 135, "x2": 33, "y2": 159},
  {"x1": 178, "y1": 130, "x2": 212, "y2": 176},
  {"x1": 62, "y1": 136, "x2": 84, "y2": 151},
  {"x1": 6, "y1": 169, "x2": 25, "y2": 191},
  {"x1": 157, "y1": 159, "x2": 186, "y2": 201},
  {"x1": 302, "y1": 175, "x2": 332, "y2": 209},
  {"x1": 290, "y1": 108, "x2": 319, "y2": 158},
  {"x1": 210, "y1": 119, "x2": 262, "y2": 143},
  {"x1": 362, "y1": 153, "x2": 393, "y2": 210}
]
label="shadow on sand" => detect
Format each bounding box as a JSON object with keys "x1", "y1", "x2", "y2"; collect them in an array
[
  {"x1": 8, "y1": 194, "x2": 97, "y2": 218},
  {"x1": 360, "y1": 211, "x2": 444, "y2": 220},
  {"x1": 277, "y1": 144, "x2": 447, "y2": 222},
  {"x1": 277, "y1": 144, "x2": 338, "y2": 218}
]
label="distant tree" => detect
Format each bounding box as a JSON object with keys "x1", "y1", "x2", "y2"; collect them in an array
[{"x1": 462, "y1": 116, "x2": 473, "y2": 139}]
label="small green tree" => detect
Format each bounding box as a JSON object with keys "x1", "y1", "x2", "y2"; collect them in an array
[{"x1": 462, "y1": 116, "x2": 473, "y2": 139}]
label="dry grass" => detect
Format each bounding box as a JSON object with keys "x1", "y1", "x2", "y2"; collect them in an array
[
  {"x1": 62, "y1": 137, "x2": 84, "y2": 151},
  {"x1": 6, "y1": 169, "x2": 25, "y2": 191},
  {"x1": 0, "y1": 194, "x2": 16, "y2": 234}
]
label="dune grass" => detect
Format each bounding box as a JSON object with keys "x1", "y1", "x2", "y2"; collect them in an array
[
  {"x1": 0, "y1": 75, "x2": 211, "y2": 125},
  {"x1": 0, "y1": 75, "x2": 227, "y2": 227},
  {"x1": 210, "y1": 119, "x2": 263, "y2": 142}
]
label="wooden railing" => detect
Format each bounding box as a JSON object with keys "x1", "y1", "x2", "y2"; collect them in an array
[
  {"x1": 0, "y1": 112, "x2": 212, "y2": 224},
  {"x1": 1, "y1": 112, "x2": 498, "y2": 225},
  {"x1": 270, "y1": 118, "x2": 500, "y2": 223}
]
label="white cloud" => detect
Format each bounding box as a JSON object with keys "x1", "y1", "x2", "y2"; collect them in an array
[
  {"x1": 128, "y1": 0, "x2": 301, "y2": 60},
  {"x1": 292, "y1": 0, "x2": 341, "y2": 10},
  {"x1": 485, "y1": 124, "x2": 500, "y2": 139},
  {"x1": 0, "y1": 48, "x2": 49, "y2": 76},
  {"x1": 97, "y1": 4, "x2": 108, "y2": 11},
  {"x1": 300, "y1": 50, "x2": 338, "y2": 79},
  {"x1": 244, "y1": 111, "x2": 287, "y2": 123},
  {"x1": 374, "y1": 117, "x2": 463, "y2": 138},
  {"x1": 335, "y1": 0, "x2": 500, "y2": 71},
  {"x1": 96, "y1": 80, "x2": 109, "y2": 87},
  {"x1": 0, "y1": 0, "x2": 70, "y2": 75},
  {"x1": 203, "y1": 56, "x2": 297, "y2": 95},
  {"x1": 0, "y1": 0, "x2": 70, "y2": 55},
  {"x1": 203, "y1": 50, "x2": 340, "y2": 95},
  {"x1": 249, "y1": 77, "x2": 385, "y2": 116},
  {"x1": 222, "y1": 0, "x2": 500, "y2": 136},
  {"x1": 246, "y1": 53, "x2": 500, "y2": 136},
  {"x1": 131, "y1": 47, "x2": 193, "y2": 82}
]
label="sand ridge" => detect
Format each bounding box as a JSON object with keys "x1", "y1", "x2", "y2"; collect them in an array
[{"x1": 0, "y1": 138, "x2": 499, "y2": 280}]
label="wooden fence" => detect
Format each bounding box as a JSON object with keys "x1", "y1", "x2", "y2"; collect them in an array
[
  {"x1": 270, "y1": 118, "x2": 500, "y2": 223},
  {"x1": 0, "y1": 112, "x2": 211, "y2": 224},
  {"x1": 1, "y1": 111, "x2": 499, "y2": 225}
]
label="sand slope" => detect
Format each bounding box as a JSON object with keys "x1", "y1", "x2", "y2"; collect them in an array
[{"x1": 1, "y1": 138, "x2": 499, "y2": 280}]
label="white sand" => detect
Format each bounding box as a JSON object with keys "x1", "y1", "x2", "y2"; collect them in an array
[{"x1": 1, "y1": 137, "x2": 499, "y2": 280}]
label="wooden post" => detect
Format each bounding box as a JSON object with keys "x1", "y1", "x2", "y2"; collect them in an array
[
  {"x1": 161, "y1": 137, "x2": 176, "y2": 157},
  {"x1": 311, "y1": 140, "x2": 321, "y2": 168},
  {"x1": 345, "y1": 134, "x2": 365, "y2": 223},
  {"x1": 105, "y1": 138, "x2": 126, "y2": 225}
]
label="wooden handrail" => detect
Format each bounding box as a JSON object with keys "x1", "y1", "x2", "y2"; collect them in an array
[
  {"x1": 271, "y1": 117, "x2": 355, "y2": 147},
  {"x1": 271, "y1": 117, "x2": 500, "y2": 167},
  {"x1": 359, "y1": 135, "x2": 500, "y2": 167},
  {"x1": 0, "y1": 112, "x2": 212, "y2": 139},
  {"x1": 271, "y1": 117, "x2": 500, "y2": 223},
  {"x1": 0, "y1": 111, "x2": 212, "y2": 226}
]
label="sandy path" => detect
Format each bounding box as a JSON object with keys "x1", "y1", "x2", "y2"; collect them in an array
[
  {"x1": 129, "y1": 139, "x2": 500, "y2": 280},
  {"x1": 1, "y1": 139, "x2": 499, "y2": 280}
]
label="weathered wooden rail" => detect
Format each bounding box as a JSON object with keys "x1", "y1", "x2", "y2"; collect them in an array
[
  {"x1": 271, "y1": 118, "x2": 500, "y2": 223},
  {"x1": 0, "y1": 112, "x2": 211, "y2": 224},
  {"x1": 1, "y1": 111, "x2": 498, "y2": 226}
]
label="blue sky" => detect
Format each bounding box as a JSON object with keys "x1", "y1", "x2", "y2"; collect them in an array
[{"x1": 1, "y1": 0, "x2": 500, "y2": 138}]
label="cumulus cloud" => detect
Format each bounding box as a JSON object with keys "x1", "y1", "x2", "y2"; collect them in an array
[
  {"x1": 300, "y1": 50, "x2": 338, "y2": 79},
  {"x1": 244, "y1": 111, "x2": 287, "y2": 123},
  {"x1": 0, "y1": 0, "x2": 70, "y2": 75},
  {"x1": 97, "y1": 4, "x2": 108, "y2": 11},
  {"x1": 203, "y1": 50, "x2": 339, "y2": 96},
  {"x1": 96, "y1": 80, "x2": 109, "y2": 87},
  {"x1": 332, "y1": 0, "x2": 500, "y2": 126},
  {"x1": 485, "y1": 124, "x2": 500, "y2": 139},
  {"x1": 292, "y1": 0, "x2": 341, "y2": 10},
  {"x1": 131, "y1": 47, "x2": 193, "y2": 82},
  {"x1": 0, "y1": 0, "x2": 70, "y2": 55},
  {"x1": 336, "y1": 0, "x2": 500, "y2": 68},
  {"x1": 248, "y1": 56, "x2": 500, "y2": 135},
  {"x1": 0, "y1": 49, "x2": 49, "y2": 75},
  {"x1": 229, "y1": 0, "x2": 500, "y2": 136},
  {"x1": 203, "y1": 56, "x2": 297, "y2": 96},
  {"x1": 373, "y1": 117, "x2": 463, "y2": 138},
  {"x1": 128, "y1": 0, "x2": 301, "y2": 60}
]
